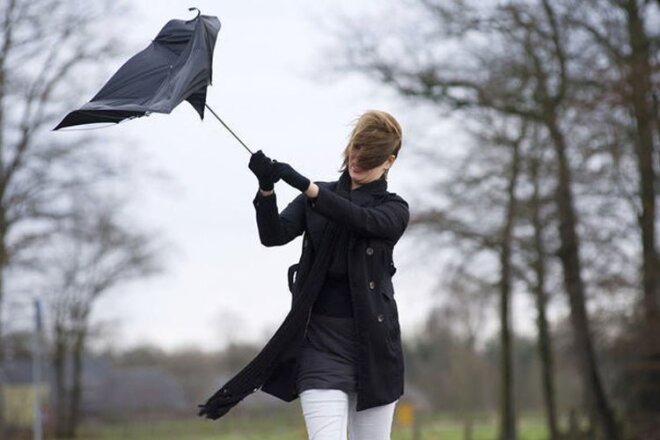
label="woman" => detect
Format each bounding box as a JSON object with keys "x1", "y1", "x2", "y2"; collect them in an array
[{"x1": 199, "y1": 110, "x2": 409, "y2": 440}]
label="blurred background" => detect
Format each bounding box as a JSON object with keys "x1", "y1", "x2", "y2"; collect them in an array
[{"x1": 0, "y1": 0, "x2": 658, "y2": 439}]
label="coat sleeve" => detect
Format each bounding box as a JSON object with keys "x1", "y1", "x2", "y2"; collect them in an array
[
  {"x1": 309, "y1": 186, "x2": 409, "y2": 241},
  {"x1": 253, "y1": 191, "x2": 306, "y2": 247}
]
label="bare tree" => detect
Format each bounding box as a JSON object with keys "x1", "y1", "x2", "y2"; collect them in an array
[
  {"x1": 410, "y1": 114, "x2": 528, "y2": 440},
  {"x1": 405, "y1": 304, "x2": 493, "y2": 416},
  {"x1": 560, "y1": 0, "x2": 660, "y2": 424},
  {"x1": 570, "y1": 0, "x2": 659, "y2": 348},
  {"x1": 329, "y1": 0, "x2": 622, "y2": 438},
  {"x1": 43, "y1": 195, "x2": 161, "y2": 438},
  {"x1": 0, "y1": 0, "x2": 127, "y2": 430}
]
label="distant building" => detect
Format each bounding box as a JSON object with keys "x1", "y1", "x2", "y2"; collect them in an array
[
  {"x1": 84, "y1": 358, "x2": 188, "y2": 416},
  {"x1": 2, "y1": 354, "x2": 189, "y2": 425}
]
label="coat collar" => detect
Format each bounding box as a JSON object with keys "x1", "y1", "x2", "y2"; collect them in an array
[
  {"x1": 336, "y1": 170, "x2": 387, "y2": 195},
  {"x1": 331, "y1": 170, "x2": 387, "y2": 207}
]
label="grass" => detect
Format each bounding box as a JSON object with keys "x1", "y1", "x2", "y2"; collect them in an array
[{"x1": 70, "y1": 410, "x2": 550, "y2": 440}]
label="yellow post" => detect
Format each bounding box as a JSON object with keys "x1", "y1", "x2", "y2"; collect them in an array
[{"x1": 396, "y1": 401, "x2": 415, "y2": 428}]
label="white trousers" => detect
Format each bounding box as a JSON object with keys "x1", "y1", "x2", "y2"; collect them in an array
[{"x1": 299, "y1": 389, "x2": 397, "y2": 440}]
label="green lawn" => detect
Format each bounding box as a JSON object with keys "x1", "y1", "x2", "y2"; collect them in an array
[{"x1": 73, "y1": 411, "x2": 550, "y2": 440}]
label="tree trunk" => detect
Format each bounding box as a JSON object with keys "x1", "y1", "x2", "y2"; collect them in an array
[
  {"x1": 464, "y1": 416, "x2": 473, "y2": 440},
  {"x1": 546, "y1": 117, "x2": 620, "y2": 440},
  {"x1": 0, "y1": 267, "x2": 5, "y2": 436},
  {"x1": 0, "y1": 2, "x2": 13, "y2": 434},
  {"x1": 530, "y1": 153, "x2": 559, "y2": 440},
  {"x1": 53, "y1": 325, "x2": 69, "y2": 439},
  {"x1": 0, "y1": 47, "x2": 7, "y2": 438},
  {"x1": 68, "y1": 328, "x2": 86, "y2": 438},
  {"x1": 499, "y1": 139, "x2": 521, "y2": 440},
  {"x1": 623, "y1": 0, "x2": 660, "y2": 343}
]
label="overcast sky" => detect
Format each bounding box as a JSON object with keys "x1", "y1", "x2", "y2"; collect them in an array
[{"x1": 54, "y1": 0, "x2": 537, "y2": 352}]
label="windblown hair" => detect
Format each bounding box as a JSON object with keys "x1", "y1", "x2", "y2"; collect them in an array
[{"x1": 341, "y1": 110, "x2": 402, "y2": 179}]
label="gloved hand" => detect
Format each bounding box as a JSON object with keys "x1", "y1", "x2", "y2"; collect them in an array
[
  {"x1": 272, "y1": 161, "x2": 311, "y2": 193},
  {"x1": 248, "y1": 150, "x2": 276, "y2": 191}
]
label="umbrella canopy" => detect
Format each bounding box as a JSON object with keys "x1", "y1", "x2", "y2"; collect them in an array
[{"x1": 54, "y1": 9, "x2": 221, "y2": 130}]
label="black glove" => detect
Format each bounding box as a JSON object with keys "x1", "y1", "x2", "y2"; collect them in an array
[
  {"x1": 272, "y1": 161, "x2": 311, "y2": 193},
  {"x1": 248, "y1": 150, "x2": 276, "y2": 191}
]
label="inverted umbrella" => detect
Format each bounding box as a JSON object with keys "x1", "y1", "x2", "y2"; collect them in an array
[{"x1": 54, "y1": 8, "x2": 252, "y2": 153}]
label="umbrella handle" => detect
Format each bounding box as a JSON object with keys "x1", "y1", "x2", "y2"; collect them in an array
[{"x1": 205, "y1": 104, "x2": 254, "y2": 155}]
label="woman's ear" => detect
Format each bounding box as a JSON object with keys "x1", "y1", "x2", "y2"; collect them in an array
[{"x1": 385, "y1": 154, "x2": 396, "y2": 170}]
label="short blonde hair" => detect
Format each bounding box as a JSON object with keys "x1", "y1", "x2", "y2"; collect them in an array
[{"x1": 341, "y1": 110, "x2": 402, "y2": 179}]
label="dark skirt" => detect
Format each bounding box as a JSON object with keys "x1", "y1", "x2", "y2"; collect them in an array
[{"x1": 296, "y1": 313, "x2": 358, "y2": 394}]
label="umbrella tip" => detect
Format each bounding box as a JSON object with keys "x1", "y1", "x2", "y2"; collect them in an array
[{"x1": 187, "y1": 7, "x2": 201, "y2": 21}]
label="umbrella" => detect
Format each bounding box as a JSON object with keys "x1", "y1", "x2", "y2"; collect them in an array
[{"x1": 54, "y1": 8, "x2": 252, "y2": 153}]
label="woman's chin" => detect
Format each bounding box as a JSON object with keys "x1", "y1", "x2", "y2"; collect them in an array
[{"x1": 349, "y1": 171, "x2": 365, "y2": 183}]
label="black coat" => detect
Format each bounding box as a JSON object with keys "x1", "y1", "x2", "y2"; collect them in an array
[{"x1": 198, "y1": 172, "x2": 409, "y2": 420}]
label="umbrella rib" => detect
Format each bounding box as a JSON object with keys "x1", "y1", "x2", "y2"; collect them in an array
[{"x1": 205, "y1": 104, "x2": 253, "y2": 154}]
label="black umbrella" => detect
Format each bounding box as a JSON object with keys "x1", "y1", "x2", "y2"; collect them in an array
[{"x1": 54, "y1": 8, "x2": 252, "y2": 153}]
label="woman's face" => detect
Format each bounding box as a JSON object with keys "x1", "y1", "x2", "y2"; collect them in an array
[{"x1": 348, "y1": 148, "x2": 395, "y2": 187}]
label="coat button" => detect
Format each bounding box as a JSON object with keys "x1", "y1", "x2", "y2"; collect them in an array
[
  {"x1": 369, "y1": 281, "x2": 375, "y2": 290},
  {"x1": 366, "y1": 247, "x2": 374, "y2": 256},
  {"x1": 377, "y1": 314, "x2": 385, "y2": 323}
]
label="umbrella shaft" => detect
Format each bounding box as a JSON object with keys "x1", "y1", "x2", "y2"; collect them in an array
[{"x1": 205, "y1": 104, "x2": 253, "y2": 154}]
